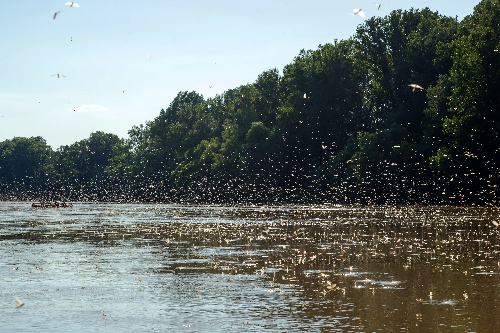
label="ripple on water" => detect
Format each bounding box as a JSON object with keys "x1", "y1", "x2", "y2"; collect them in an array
[{"x1": 0, "y1": 202, "x2": 499, "y2": 332}]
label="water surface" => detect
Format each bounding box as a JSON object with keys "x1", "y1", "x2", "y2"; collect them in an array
[{"x1": 1, "y1": 202, "x2": 499, "y2": 332}]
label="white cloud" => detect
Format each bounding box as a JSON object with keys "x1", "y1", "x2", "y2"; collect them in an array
[{"x1": 73, "y1": 104, "x2": 108, "y2": 113}]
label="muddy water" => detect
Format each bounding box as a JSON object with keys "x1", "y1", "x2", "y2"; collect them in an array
[{"x1": 1, "y1": 202, "x2": 499, "y2": 332}]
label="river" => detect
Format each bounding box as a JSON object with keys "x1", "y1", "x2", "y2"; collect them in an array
[{"x1": 1, "y1": 202, "x2": 499, "y2": 332}]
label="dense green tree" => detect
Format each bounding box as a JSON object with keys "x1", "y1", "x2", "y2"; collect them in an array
[
  {"x1": 430, "y1": 0, "x2": 500, "y2": 204},
  {"x1": 343, "y1": 8, "x2": 461, "y2": 203},
  {"x1": 52, "y1": 132, "x2": 126, "y2": 201},
  {"x1": 1, "y1": 1, "x2": 498, "y2": 205},
  {"x1": 0, "y1": 136, "x2": 53, "y2": 199}
]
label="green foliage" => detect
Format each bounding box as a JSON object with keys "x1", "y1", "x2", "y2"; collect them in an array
[
  {"x1": 0, "y1": 136, "x2": 52, "y2": 199},
  {"x1": 1, "y1": 1, "x2": 498, "y2": 205},
  {"x1": 429, "y1": 0, "x2": 500, "y2": 204},
  {"x1": 48, "y1": 132, "x2": 126, "y2": 201}
]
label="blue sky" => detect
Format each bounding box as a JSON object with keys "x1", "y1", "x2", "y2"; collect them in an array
[{"x1": 0, "y1": 1, "x2": 480, "y2": 149}]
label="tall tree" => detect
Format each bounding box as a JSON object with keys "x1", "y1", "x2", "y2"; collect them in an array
[
  {"x1": 432, "y1": 0, "x2": 500, "y2": 203},
  {"x1": 0, "y1": 137, "x2": 53, "y2": 199}
]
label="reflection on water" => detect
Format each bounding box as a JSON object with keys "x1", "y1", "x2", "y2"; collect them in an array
[{"x1": 0, "y1": 202, "x2": 499, "y2": 332}]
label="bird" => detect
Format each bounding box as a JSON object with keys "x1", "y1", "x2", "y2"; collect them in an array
[
  {"x1": 53, "y1": 11, "x2": 61, "y2": 20},
  {"x1": 51, "y1": 74, "x2": 66, "y2": 78},
  {"x1": 375, "y1": 3, "x2": 382, "y2": 10},
  {"x1": 353, "y1": 9, "x2": 366, "y2": 18},
  {"x1": 408, "y1": 83, "x2": 424, "y2": 92},
  {"x1": 65, "y1": 2, "x2": 80, "y2": 7},
  {"x1": 15, "y1": 296, "x2": 24, "y2": 308}
]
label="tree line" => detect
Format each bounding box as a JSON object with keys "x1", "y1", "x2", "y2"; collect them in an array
[{"x1": 1, "y1": 1, "x2": 499, "y2": 205}]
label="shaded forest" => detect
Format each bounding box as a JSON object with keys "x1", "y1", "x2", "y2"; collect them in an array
[{"x1": 1, "y1": 1, "x2": 499, "y2": 205}]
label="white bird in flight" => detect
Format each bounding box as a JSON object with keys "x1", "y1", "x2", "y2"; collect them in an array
[
  {"x1": 51, "y1": 74, "x2": 66, "y2": 78},
  {"x1": 53, "y1": 11, "x2": 61, "y2": 20},
  {"x1": 408, "y1": 83, "x2": 425, "y2": 92},
  {"x1": 375, "y1": 3, "x2": 382, "y2": 10},
  {"x1": 65, "y1": 2, "x2": 80, "y2": 7},
  {"x1": 353, "y1": 9, "x2": 366, "y2": 18},
  {"x1": 15, "y1": 296, "x2": 24, "y2": 308}
]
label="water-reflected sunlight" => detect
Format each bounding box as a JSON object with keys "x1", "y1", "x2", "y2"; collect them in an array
[{"x1": 1, "y1": 202, "x2": 499, "y2": 332}]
